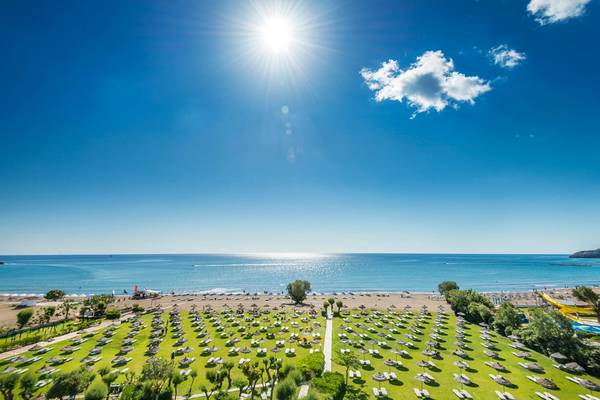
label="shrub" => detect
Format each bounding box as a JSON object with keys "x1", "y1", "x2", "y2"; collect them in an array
[
  {"x1": 275, "y1": 377, "x2": 296, "y2": 400},
  {"x1": 298, "y1": 352, "x2": 324, "y2": 380},
  {"x1": 84, "y1": 381, "x2": 108, "y2": 400},
  {"x1": 105, "y1": 309, "x2": 121, "y2": 320},
  {"x1": 304, "y1": 391, "x2": 322, "y2": 400},
  {"x1": 132, "y1": 304, "x2": 144, "y2": 313},
  {"x1": 287, "y1": 368, "x2": 303, "y2": 385},
  {"x1": 312, "y1": 372, "x2": 344, "y2": 400},
  {"x1": 16, "y1": 309, "x2": 34, "y2": 329}
]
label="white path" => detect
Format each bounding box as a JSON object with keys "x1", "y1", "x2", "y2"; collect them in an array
[
  {"x1": 324, "y1": 309, "x2": 333, "y2": 372},
  {"x1": 297, "y1": 384, "x2": 310, "y2": 398}
]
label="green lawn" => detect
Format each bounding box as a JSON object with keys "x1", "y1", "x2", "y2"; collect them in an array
[
  {"x1": 332, "y1": 307, "x2": 600, "y2": 400},
  {"x1": 0, "y1": 305, "x2": 325, "y2": 398}
]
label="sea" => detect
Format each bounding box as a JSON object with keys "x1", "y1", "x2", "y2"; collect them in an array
[{"x1": 0, "y1": 253, "x2": 598, "y2": 296}]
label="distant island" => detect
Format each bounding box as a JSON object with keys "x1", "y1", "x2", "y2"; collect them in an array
[{"x1": 570, "y1": 248, "x2": 600, "y2": 258}]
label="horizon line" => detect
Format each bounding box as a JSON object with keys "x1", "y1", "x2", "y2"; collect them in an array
[{"x1": 0, "y1": 251, "x2": 574, "y2": 257}]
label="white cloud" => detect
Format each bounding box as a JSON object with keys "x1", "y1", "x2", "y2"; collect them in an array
[
  {"x1": 489, "y1": 45, "x2": 527, "y2": 68},
  {"x1": 527, "y1": 0, "x2": 591, "y2": 24},
  {"x1": 360, "y1": 50, "x2": 491, "y2": 117}
]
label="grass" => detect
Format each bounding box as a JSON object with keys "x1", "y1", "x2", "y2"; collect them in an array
[
  {"x1": 332, "y1": 307, "x2": 600, "y2": 400},
  {"x1": 0, "y1": 305, "x2": 325, "y2": 398}
]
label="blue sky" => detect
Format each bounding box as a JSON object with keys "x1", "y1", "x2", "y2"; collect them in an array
[{"x1": 1, "y1": 0, "x2": 599, "y2": 254}]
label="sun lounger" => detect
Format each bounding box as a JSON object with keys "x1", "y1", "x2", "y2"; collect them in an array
[
  {"x1": 453, "y1": 389, "x2": 464, "y2": 399},
  {"x1": 372, "y1": 387, "x2": 388, "y2": 397}
]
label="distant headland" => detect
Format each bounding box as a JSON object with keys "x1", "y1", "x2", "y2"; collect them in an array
[{"x1": 570, "y1": 248, "x2": 600, "y2": 258}]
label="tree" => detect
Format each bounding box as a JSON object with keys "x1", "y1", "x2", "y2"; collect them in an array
[
  {"x1": 336, "y1": 350, "x2": 359, "y2": 385},
  {"x1": 335, "y1": 300, "x2": 343, "y2": 312},
  {"x1": 98, "y1": 366, "x2": 119, "y2": 400},
  {"x1": 0, "y1": 373, "x2": 18, "y2": 400},
  {"x1": 43, "y1": 306, "x2": 57, "y2": 325},
  {"x1": 261, "y1": 356, "x2": 281, "y2": 400},
  {"x1": 171, "y1": 372, "x2": 186, "y2": 400},
  {"x1": 200, "y1": 369, "x2": 226, "y2": 400},
  {"x1": 344, "y1": 385, "x2": 369, "y2": 400},
  {"x1": 572, "y1": 286, "x2": 600, "y2": 322},
  {"x1": 274, "y1": 377, "x2": 296, "y2": 400},
  {"x1": 45, "y1": 290, "x2": 66, "y2": 301},
  {"x1": 19, "y1": 372, "x2": 38, "y2": 400},
  {"x1": 59, "y1": 300, "x2": 74, "y2": 323},
  {"x1": 467, "y1": 302, "x2": 493, "y2": 324},
  {"x1": 16, "y1": 309, "x2": 34, "y2": 329},
  {"x1": 187, "y1": 369, "x2": 198, "y2": 396},
  {"x1": 286, "y1": 280, "x2": 311, "y2": 305},
  {"x1": 84, "y1": 381, "x2": 108, "y2": 400},
  {"x1": 493, "y1": 302, "x2": 522, "y2": 336},
  {"x1": 519, "y1": 309, "x2": 578, "y2": 356},
  {"x1": 223, "y1": 361, "x2": 235, "y2": 389},
  {"x1": 438, "y1": 281, "x2": 459, "y2": 296},
  {"x1": 141, "y1": 357, "x2": 174, "y2": 400},
  {"x1": 46, "y1": 369, "x2": 95, "y2": 400},
  {"x1": 232, "y1": 378, "x2": 248, "y2": 399},
  {"x1": 239, "y1": 361, "x2": 262, "y2": 399},
  {"x1": 446, "y1": 289, "x2": 494, "y2": 323}
]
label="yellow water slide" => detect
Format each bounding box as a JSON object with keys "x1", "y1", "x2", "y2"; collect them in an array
[{"x1": 541, "y1": 292, "x2": 596, "y2": 317}]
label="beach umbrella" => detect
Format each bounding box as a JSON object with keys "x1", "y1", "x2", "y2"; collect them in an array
[
  {"x1": 565, "y1": 362, "x2": 586, "y2": 373},
  {"x1": 454, "y1": 374, "x2": 470, "y2": 388},
  {"x1": 577, "y1": 379, "x2": 600, "y2": 392},
  {"x1": 493, "y1": 375, "x2": 512, "y2": 387},
  {"x1": 415, "y1": 373, "x2": 428, "y2": 390},
  {"x1": 550, "y1": 352, "x2": 568, "y2": 363}
]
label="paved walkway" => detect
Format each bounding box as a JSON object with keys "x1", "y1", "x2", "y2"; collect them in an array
[
  {"x1": 323, "y1": 309, "x2": 333, "y2": 372},
  {"x1": 297, "y1": 384, "x2": 310, "y2": 398},
  {"x1": 0, "y1": 314, "x2": 132, "y2": 360}
]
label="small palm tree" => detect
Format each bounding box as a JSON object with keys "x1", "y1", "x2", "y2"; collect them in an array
[
  {"x1": 172, "y1": 372, "x2": 186, "y2": 400},
  {"x1": 187, "y1": 370, "x2": 198, "y2": 396},
  {"x1": 337, "y1": 350, "x2": 359, "y2": 385}
]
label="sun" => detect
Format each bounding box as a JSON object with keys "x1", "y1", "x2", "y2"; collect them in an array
[{"x1": 260, "y1": 17, "x2": 294, "y2": 54}]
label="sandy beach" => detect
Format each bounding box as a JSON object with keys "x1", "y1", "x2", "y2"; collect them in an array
[{"x1": 0, "y1": 288, "x2": 565, "y2": 329}]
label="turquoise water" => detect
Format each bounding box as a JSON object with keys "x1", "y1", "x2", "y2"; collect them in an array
[{"x1": 0, "y1": 253, "x2": 598, "y2": 295}]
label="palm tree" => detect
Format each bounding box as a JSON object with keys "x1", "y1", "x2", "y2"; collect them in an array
[
  {"x1": 0, "y1": 373, "x2": 19, "y2": 400},
  {"x1": 59, "y1": 300, "x2": 74, "y2": 324},
  {"x1": 337, "y1": 350, "x2": 359, "y2": 385},
  {"x1": 223, "y1": 361, "x2": 234, "y2": 389},
  {"x1": 18, "y1": 372, "x2": 37, "y2": 400},
  {"x1": 187, "y1": 370, "x2": 198, "y2": 396},
  {"x1": 171, "y1": 372, "x2": 186, "y2": 400},
  {"x1": 572, "y1": 286, "x2": 600, "y2": 322}
]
